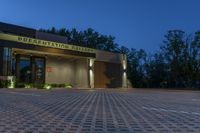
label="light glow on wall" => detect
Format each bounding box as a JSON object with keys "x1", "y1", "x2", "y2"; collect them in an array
[
  {"x1": 123, "y1": 60, "x2": 127, "y2": 70},
  {"x1": 122, "y1": 55, "x2": 127, "y2": 88},
  {"x1": 89, "y1": 59, "x2": 94, "y2": 88},
  {"x1": 7, "y1": 76, "x2": 15, "y2": 89},
  {"x1": 89, "y1": 59, "x2": 94, "y2": 67},
  {"x1": 8, "y1": 80, "x2": 15, "y2": 88}
]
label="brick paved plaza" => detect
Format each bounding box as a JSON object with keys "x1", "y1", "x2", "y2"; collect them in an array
[{"x1": 0, "y1": 89, "x2": 200, "y2": 133}]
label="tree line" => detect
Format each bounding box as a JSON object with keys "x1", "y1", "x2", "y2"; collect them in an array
[{"x1": 40, "y1": 28, "x2": 200, "y2": 89}]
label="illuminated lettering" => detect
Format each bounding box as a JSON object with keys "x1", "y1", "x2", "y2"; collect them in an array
[{"x1": 0, "y1": 33, "x2": 95, "y2": 53}]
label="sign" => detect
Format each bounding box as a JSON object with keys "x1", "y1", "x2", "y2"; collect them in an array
[
  {"x1": 0, "y1": 33, "x2": 96, "y2": 53},
  {"x1": 47, "y1": 67, "x2": 53, "y2": 72}
]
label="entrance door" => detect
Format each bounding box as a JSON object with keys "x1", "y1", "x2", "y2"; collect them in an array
[
  {"x1": 32, "y1": 57, "x2": 45, "y2": 84},
  {"x1": 16, "y1": 55, "x2": 45, "y2": 84},
  {"x1": 18, "y1": 56, "x2": 31, "y2": 83}
]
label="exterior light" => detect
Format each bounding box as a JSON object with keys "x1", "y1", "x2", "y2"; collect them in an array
[
  {"x1": 7, "y1": 76, "x2": 15, "y2": 89},
  {"x1": 44, "y1": 84, "x2": 52, "y2": 90},
  {"x1": 122, "y1": 60, "x2": 126, "y2": 70},
  {"x1": 89, "y1": 59, "x2": 94, "y2": 88},
  {"x1": 8, "y1": 80, "x2": 15, "y2": 88},
  {"x1": 89, "y1": 66, "x2": 92, "y2": 70},
  {"x1": 122, "y1": 54, "x2": 127, "y2": 88},
  {"x1": 46, "y1": 85, "x2": 51, "y2": 90},
  {"x1": 89, "y1": 59, "x2": 93, "y2": 67}
]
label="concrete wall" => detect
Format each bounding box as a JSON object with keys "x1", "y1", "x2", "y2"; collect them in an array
[
  {"x1": 95, "y1": 50, "x2": 128, "y2": 88},
  {"x1": 45, "y1": 56, "x2": 89, "y2": 88},
  {"x1": 94, "y1": 61, "x2": 122, "y2": 88},
  {"x1": 95, "y1": 50, "x2": 124, "y2": 63},
  {"x1": 74, "y1": 59, "x2": 89, "y2": 88}
]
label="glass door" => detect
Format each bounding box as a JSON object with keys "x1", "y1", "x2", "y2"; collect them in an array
[
  {"x1": 15, "y1": 55, "x2": 45, "y2": 84},
  {"x1": 33, "y1": 57, "x2": 45, "y2": 84},
  {"x1": 18, "y1": 56, "x2": 31, "y2": 83}
]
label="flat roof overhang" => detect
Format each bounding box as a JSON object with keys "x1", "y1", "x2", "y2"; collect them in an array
[
  {"x1": 12, "y1": 48, "x2": 91, "y2": 60},
  {"x1": 0, "y1": 33, "x2": 96, "y2": 58}
]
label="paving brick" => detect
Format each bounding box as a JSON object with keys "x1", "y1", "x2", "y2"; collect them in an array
[{"x1": 0, "y1": 89, "x2": 199, "y2": 132}]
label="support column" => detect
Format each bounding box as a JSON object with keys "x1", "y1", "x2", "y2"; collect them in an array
[
  {"x1": 0, "y1": 47, "x2": 4, "y2": 76},
  {"x1": 15, "y1": 54, "x2": 20, "y2": 83},
  {"x1": 89, "y1": 58, "x2": 94, "y2": 88}
]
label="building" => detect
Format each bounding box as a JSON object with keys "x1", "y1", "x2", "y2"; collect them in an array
[{"x1": 0, "y1": 22, "x2": 127, "y2": 88}]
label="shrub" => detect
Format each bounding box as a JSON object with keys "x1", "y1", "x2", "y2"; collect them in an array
[
  {"x1": 64, "y1": 83, "x2": 72, "y2": 89},
  {"x1": 0, "y1": 80, "x2": 14, "y2": 88},
  {"x1": 34, "y1": 84, "x2": 44, "y2": 89},
  {"x1": 49, "y1": 83, "x2": 71, "y2": 88},
  {"x1": 43, "y1": 84, "x2": 52, "y2": 90},
  {"x1": 24, "y1": 83, "x2": 33, "y2": 89},
  {"x1": 0, "y1": 80, "x2": 8, "y2": 88},
  {"x1": 51, "y1": 83, "x2": 58, "y2": 88},
  {"x1": 16, "y1": 83, "x2": 25, "y2": 88},
  {"x1": 2, "y1": 82, "x2": 72, "y2": 90},
  {"x1": 34, "y1": 83, "x2": 52, "y2": 90},
  {"x1": 59, "y1": 84, "x2": 65, "y2": 87}
]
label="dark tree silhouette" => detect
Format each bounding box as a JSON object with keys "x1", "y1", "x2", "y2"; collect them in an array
[{"x1": 40, "y1": 27, "x2": 200, "y2": 89}]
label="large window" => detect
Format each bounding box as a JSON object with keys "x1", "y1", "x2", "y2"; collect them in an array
[
  {"x1": 19, "y1": 57, "x2": 31, "y2": 83},
  {"x1": 2, "y1": 47, "x2": 12, "y2": 76}
]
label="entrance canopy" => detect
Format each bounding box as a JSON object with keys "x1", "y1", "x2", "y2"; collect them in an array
[{"x1": 12, "y1": 48, "x2": 89, "y2": 87}]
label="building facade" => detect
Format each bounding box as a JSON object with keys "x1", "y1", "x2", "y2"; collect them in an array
[{"x1": 0, "y1": 22, "x2": 127, "y2": 88}]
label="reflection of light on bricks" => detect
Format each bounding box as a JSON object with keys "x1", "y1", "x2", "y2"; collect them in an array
[
  {"x1": 192, "y1": 99, "x2": 200, "y2": 102},
  {"x1": 142, "y1": 106, "x2": 200, "y2": 116},
  {"x1": 8, "y1": 92, "x2": 41, "y2": 96},
  {"x1": 0, "y1": 89, "x2": 199, "y2": 132}
]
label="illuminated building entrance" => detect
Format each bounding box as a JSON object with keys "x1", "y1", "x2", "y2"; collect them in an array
[
  {"x1": 0, "y1": 22, "x2": 127, "y2": 88},
  {"x1": 15, "y1": 55, "x2": 45, "y2": 84}
]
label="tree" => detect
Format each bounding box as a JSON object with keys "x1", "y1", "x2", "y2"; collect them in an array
[
  {"x1": 161, "y1": 30, "x2": 187, "y2": 87},
  {"x1": 190, "y1": 31, "x2": 200, "y2": 88},
  {"x1": 39, "y1": 27, "x2": 119, "y2": 52},
  {"x1": 161, "y1": 30, "x2": 200, "y2": 88},
  {"x1": 127, "y1": 48, "x2": 147, "y2": 88},
  {"x1": 40, "y1": 27, "x2": 200, "y2": 89},
  {"x1": 145, "y1": 53, "x2": 168, "y2": 88}
]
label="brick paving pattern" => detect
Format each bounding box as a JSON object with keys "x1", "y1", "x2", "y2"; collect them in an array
[{"x1": 0, "y1": 89, "x2": 200, "y2": 133}]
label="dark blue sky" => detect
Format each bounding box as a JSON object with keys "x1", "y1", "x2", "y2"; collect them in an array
[{"x1": 1, "y1": 0, "x2": 200, "y2": 52}]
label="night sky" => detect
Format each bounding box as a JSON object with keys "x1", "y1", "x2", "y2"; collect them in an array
[{"x1": 1, "y1": 0, "x2": 200, "y2": 52}]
